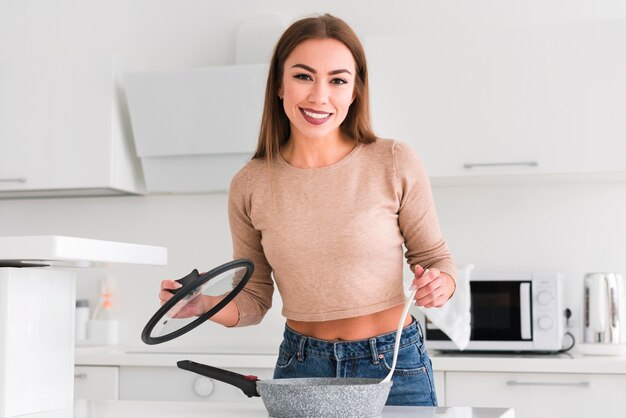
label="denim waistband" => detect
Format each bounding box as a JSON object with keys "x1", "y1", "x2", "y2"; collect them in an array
[{"x1": 281, "y1": 317, "x2": 423, "y2": 361}]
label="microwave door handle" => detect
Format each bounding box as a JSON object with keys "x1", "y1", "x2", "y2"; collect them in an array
[
  {"x1": 607, "y1": 274, "x2": 620, "y2": 343},
  {"x1": 520, "y1": 283, "x2": 532, "y2": 340},
  {"x1": 589, "y1": 275, "x2": 608, "y2": 341}
]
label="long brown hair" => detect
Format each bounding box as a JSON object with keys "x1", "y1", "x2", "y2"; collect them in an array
[{"x1": 253, "y1": 14, "x2": 376, "y2": 160}]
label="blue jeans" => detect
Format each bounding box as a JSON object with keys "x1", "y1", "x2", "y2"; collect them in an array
[{"x1": 272, "y1": 317, "x2": 437, "y2": 406}]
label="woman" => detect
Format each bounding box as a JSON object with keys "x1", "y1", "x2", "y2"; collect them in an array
[{"x1": 161, "y1": 13, "x2": 456, "y2": 406}]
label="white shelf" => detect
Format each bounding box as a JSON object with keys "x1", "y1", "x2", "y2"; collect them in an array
[{"x1": 0, "y1": 235, "x2": 167, "y2": 267}]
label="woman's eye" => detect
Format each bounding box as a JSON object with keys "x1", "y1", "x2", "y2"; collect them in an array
[
  {"x1": 294, "y1": 73, "x2": 313, "y2": 81},
  {"x1": 331, "y1": 78, "x2": 348, "y2": 85}
]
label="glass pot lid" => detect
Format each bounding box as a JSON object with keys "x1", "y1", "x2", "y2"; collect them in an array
[{"x1": 141, "y1": 259, "x2": 254, "y2": 345}]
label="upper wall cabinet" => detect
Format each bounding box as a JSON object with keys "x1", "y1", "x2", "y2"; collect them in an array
[
  {"x1": 124, "y1": 63, "x2": 268, "y2": 193},
  {"x1": 0, "y1": 54, "x2": 145, "y2": 198},
  {"x1": 366, "y1": 20, "x2": 626, "y2": 185}
]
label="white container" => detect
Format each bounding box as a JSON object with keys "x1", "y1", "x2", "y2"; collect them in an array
[
  {"x1": 0, "y1": 268, "x2": 76, "y2": 417},
  {"x1": 581, "y1": 272, "x2": 626, "y2": 356},
  {"x1": 75, "y1": 299, "x2": 90, "y2": 343}
]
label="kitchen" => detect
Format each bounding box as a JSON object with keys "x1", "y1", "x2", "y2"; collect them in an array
[{"x1": 1, "y1": 0, "x2": 626, "y2": 417}]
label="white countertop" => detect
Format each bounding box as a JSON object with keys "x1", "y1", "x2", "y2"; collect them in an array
[
  {"x1": 429, "y1": 350, "x2": 626, "y2": 374},
  {"x1": 25, "y1": 400, "x2": 515, "y2": 418},
  {"x1": 76, "y1": 345, "x2": 278, "y2": 369},
  {"x1": 75, "y1": 345, "x2": 626, "y2": 374}
]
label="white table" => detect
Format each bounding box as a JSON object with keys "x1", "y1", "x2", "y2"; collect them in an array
[{"x1": 26, "y1": 400, "x2": 515, "y2": 418}]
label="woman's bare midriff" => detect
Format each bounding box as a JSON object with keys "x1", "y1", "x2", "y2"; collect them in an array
[{"x1": 286, "y1": 304, "x2": 413, "y2": 341}]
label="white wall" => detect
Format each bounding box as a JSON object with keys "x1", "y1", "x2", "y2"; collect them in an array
[
  {"x1": 1, "y1": 181, "x2": 626, "y2": 350},
  {"x1": 1, "y1": 0, "x2": 626, "y2": 351}
]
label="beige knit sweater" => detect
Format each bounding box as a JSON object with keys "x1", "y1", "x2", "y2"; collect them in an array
[{"x1": 227, "y1": 138, "x2": 456, "y2": 327}]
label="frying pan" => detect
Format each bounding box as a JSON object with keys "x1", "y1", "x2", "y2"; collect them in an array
[
  {"x1": 178, "y1": 360, "x2": 391, "y2": 418},
  {"x1": 141, "y1": 259, "x2": 416, "y2": 417},
  {"x1": 177, "y1": 288, "x2": 416, "y2": 418}
]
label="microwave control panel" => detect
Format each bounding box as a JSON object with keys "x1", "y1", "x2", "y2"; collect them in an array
[{"x1": 531, "y1": 272, "x2": 563, "y2": 350}]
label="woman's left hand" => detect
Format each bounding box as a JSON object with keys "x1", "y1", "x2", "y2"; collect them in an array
[{"x1": 410, "y1": 265, "x2": 456, "y2": 308}]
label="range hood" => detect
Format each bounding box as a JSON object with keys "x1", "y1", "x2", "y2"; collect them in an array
[{"x1": 124, "y1": 63, "x2": 269, "y2": 194}]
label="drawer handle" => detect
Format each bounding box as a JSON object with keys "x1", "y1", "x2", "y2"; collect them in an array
[
  {"x1": 463, "y1": 162, "x2": 538, "y2": 169},
  {"x1": 506, "y1": 380, "x2": 590, "y2": 388},
  {"x1": 74, "y1": 373, "x2": 88, "y2": 379},
  {"x1": 0, "y1": 178, "x2": 27, "y2": 183}
]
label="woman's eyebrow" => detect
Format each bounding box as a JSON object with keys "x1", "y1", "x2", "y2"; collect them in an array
[{"x1": 291, "y1": 63, "x2": 352, "y2": 75}]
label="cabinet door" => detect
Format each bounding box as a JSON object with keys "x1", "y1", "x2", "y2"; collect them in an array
[
  {"x1": 0, "y1": 54, "x2": 110, "y2": 190},
  {"x1": 0, "y1": 52, "x2": 142, "y2": 196},
  {"x1": 367, "y1": 30, "x2": 542, "y2": 179},
  {"x1": 445, "y1": 371, "x2": 625, "y2": 418},
  {"x1": 74, "y1": 366, "x2": 119, "y2": 400},
  {"x1": 366, "y1": 20, "x2": 626, "y2": 182}
]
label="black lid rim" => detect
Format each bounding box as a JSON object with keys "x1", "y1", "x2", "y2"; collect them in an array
[{"x1": 141, "y1": 259, "x2": 254, "y2": 345}]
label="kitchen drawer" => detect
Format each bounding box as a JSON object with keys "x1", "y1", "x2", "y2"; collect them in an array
[
  {"x1": 445, "y1": 371, "x2": 626, "y2": 418},
  {"x1": 74, "y1": 366, "x2": 119, "y2": 400},
  {"x1": 119, "y1": 366, "x2": 272, "y2": 402}
]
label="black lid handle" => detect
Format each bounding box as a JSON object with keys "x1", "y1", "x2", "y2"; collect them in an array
[{"x1": 167, "y1": 269, "x2": 201, "y2": 295}]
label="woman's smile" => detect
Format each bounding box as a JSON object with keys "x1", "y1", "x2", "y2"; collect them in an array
[{"x1": 299, "y1": 107, "x2": 333, "y2": 125}]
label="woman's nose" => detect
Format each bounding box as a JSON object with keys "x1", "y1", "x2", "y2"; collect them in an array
[{"x1": 308, "y1": 80, "x2": 329, "y2": 104}]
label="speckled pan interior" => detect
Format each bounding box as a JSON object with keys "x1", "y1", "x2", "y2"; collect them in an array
[{"x1": 257, "y1": 377, "x2": 392, "y2": 418}]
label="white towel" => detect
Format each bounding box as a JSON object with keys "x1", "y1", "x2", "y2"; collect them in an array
[{"x1": 406, "y1": 265, "x2": 473, "y2": 350}]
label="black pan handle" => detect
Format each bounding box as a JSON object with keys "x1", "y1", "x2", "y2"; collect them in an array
[{"x1": 177, "y1": 360, "x2": 260, "y2": 398}]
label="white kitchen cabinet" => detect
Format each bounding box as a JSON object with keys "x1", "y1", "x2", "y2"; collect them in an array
[
  {"x1": 433, "y1": 370, "x2": 445, "y2": 406},
  {"x1": 118, "y1": 366, "x2": 272, "y2": 403},
  {"x1": 445, "y1": 371, "x2": 626, "y2": 418},
  {"x1": 366, "y1": 20, "x2": 626, "y2": 185},
  {"x1": 0, "y1": 53, "x2": 144, "y2": 198},
  {"x1": 74, "y1": 366, "x2": 119, "y2": 401}
]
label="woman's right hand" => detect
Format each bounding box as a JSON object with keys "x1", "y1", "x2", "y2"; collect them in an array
[{"x1": 159, "y1": 279, "x2": 208, "y2": 318}]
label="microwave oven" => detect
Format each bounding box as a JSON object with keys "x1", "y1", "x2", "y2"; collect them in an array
[{"x1": 425, "y1": 271, "x2": 564, "y2": 352}]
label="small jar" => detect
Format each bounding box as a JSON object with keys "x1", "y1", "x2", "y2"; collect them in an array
[{"x1": 75, "y1": 299, "x2": 89, "y2": 343}]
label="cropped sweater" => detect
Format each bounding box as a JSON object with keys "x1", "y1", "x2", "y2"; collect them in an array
[{"x1": 227, "y1": 138, "x2": 456, "y2": 326}]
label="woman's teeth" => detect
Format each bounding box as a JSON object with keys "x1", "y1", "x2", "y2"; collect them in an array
[{"x1": 303, "y1": 109, "x2": 330, "y2": 119}]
